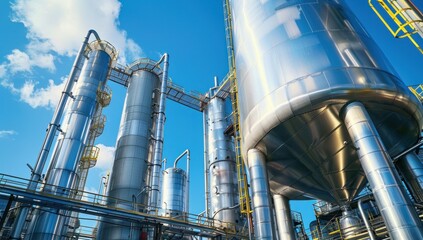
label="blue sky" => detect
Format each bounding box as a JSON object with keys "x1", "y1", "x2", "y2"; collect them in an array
[{"x1": 1, "y1": 0, "x2": 423, "y2": 234}]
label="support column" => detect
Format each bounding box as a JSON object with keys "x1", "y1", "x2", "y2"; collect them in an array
[
  {"x1": 247, "y1": 148, "x2": 275, "y2": 239},
  {"x1": 397, "y1": 152, "x2": 423, "y2": 203},
  {"x1": 273, "y1": 194, "x2": 295, "y2": 240},
  {"x1": 342, "y1": 101, "x2": 423, "y2": 239}
]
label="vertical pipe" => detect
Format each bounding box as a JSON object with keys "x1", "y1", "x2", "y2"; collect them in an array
[
  {"x1": 203, "y1": 110, "x2": 210, "y2": 218},
  {"x1": 247, "y1": 148, "x2": 275, "y2": 239},
  {"x1": 273, "y1": 194, "x2": 295, "y2": 240},
  {"x1": 342, "y1": 101, "x2": 423, "y2": 239},
  {"x1": 173, "y1": 149, "x2": 190, "y2": 215},
  {"x1": 358, "y1": 198, "x2": 377, "y2": 240},
  {"x1": 148, "y1": 54, "x2": 169, "y2": 213},
  {"x1": 10, "y1": 30, "x2": 99, "y2": 239},
  {"x1": 397, "y1": 152, "x2": 423, "y2": 203}
]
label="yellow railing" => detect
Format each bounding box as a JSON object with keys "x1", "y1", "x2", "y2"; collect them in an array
[
  {"x1": 97, "y1": 85, "x2": 112, "y2": 107},
  {"x1": 369, "y1": 0, "x2": 423, "y2": 53},
  {"x1": 81, "y1": 145, "x2": 100, "y2": 167},
  {"x1": 409, "y1": 84, "x2": 423, "y2": 101}
]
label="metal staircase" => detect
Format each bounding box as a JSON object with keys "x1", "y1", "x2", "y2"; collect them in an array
[{"x1": 369, "y1": 0, "x2": 423, "y2": 53}]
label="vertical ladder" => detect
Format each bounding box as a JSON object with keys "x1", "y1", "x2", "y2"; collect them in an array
[
  {"x1": 369, "y1": 0, "x2": 423, "y2": 53},
  {"x1": 224, "y1": 0, "x2": 252, "y2": 218}
]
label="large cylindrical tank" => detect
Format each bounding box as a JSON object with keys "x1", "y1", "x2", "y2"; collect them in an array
[
  {"x1": 29, "y1": 41, "x2": 115, "y2": 239},
  {"x1": 230, "y1": 0, "x2": 423, "y2": 204},
  {"x1": 205, "y1": 95, "x2": 239, "y2": 228},
  {"x1": 97, "y1": 60, "x2": 161, "y2": 240},
  {"x1": 161, "y1": 167, "x2": 188, "y2": 218}
]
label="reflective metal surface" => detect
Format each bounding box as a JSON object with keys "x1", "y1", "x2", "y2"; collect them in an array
[
  {"x1": 358, "y1": 198, "x2": 377, "y2": 240},
  {"x1": 10, "y1": 30, "x2": 102, "y2": 239},
  {"x1": 339, "y1": 208, "x2": 361, "y2": 238},
  {"x1": 161, "y1": 167, "x2": 188, "y2": 218},
  {"x1": 97, "y1": 68, "x2": 160, "y2": 240},
  {"x1": 397, "y1": 152, "x2": 423, "y2": 203},
  {"x1": 273, "y1": 194, "x2": 295, "y2": 240},
  {"x1": 247, "y1": 149, "x2": 275, "y2": 239},
  {"x1": 205, "y1": 96, "x2": 239, "y2": 228},
  {"x1": 29, "y1": 45, "x2": 113, "y2": 240},
  {"x1": 342, "y1": 102, "x2": 423, "y2": 239},
  {"x1": 230, "y1": 0, "x2": 423, "y2": 203}
]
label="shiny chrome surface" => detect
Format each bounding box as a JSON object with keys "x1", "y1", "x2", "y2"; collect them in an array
[
  {"x1": 10, "y1": 30, "x2": 102, "y2": 239},
  {"x1": 97, "y1": 67, "x2": 160, "y2": 240},
  {"x1": 247, "y1": 149, "x2": 275, "y2": 239},
  {"x1": 161, "y1": 167, "x2": 188, "y2": 218},
  {"x1": 339, "y1": 208, "x2": 361, "y2": 238},
  {"x1": 358, "y1": 198, "x2": 377, "y2": 240},
  {"x1": 205, "y1": 96, "x2": 239, "y2": 228},
  {"x1": 342, "y1": 102, "x2": 423, "y2": 239},
  {"x1": 230, "y1": 0, "x2": 423, "y2": 203},
  {"x1": 397, "y1": 152, "x2": 423, "y2": 203},
  {"x1": 273, "y1": 194, "x2": 295, "y2": 240},
  {"x1": 30, "y1": 44, "x2": 113, "y2": 240},
  {"x1": 149, "y1": 54, "x2": 169, "y2": 214}
]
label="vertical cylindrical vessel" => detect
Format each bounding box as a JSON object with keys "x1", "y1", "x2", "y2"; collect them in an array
[
  {"x1": 247, "y1": 148, "x2": 275, "y2": 239},
  {"x1": 29, "y1": 41, "x2": 115, "y2": 240},
  {"x1": 161, "y1": 168, "x2": 188, "y2": 218},
  {"x1": 206, "y1": 96, "x2": 239, "y2": 228},
  {"x1": 229, "y1": 0, "x2": 423, "y2": 205},
  {"x1": 397, "y1": 152, "x2": 423, "y2": 203},
  {"x1": 342, "y1": 102, "x2": 423, "y2": 239},
  {"x1": 97, "y1": 63, "x2": 161, "y2": 240},
  {"x1": 273, "y1": 194, "x2": 295, "y2": 240}
]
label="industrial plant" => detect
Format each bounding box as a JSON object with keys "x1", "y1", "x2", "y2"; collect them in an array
[{"x1": 2, "y1": 0, "x2": 423, "y2": 239}]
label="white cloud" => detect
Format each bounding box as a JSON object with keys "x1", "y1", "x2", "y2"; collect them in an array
[
  {"x1": 10, "y1": 0, "x2": 142, "y2": 62},
  {"x1": 0, "y1": 130, "x2": 17, "y2": 138},
  {"x1": 95, "y1": 144, "x2": 115, "y2": 171},
  {"x1": 1, "y1": 0, "x2": 143, "y2": 109}
]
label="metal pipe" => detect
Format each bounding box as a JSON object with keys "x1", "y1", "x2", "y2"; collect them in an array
[
  {"x1": 174, "y1": 149, "x2": 190, "y2": 169},
  {"x1": 10, "y1": 29, "x2": 99, "y2": 239},
  {"x1": 358, "y1": 198, "x2": 377, "y2": 240},
  {"x1": 342, "y1": 101, "x2": 423, "y2": 239},
  {"x1": 393, "y1": 140, "x2": 423, "y2": 162},
  {"x1": 214, "y1": 76, "x2": 218, "y2": 88},
  {"x1": 203, "y1": 110, "x2": 210, "y2": 218},
  {"x1": 247, "y1": 148, "x2": 275, "y2": 239},
  {"x1": 148, "y1": 53, "x2": 169, "y2": 214},
  {"x1": 212, "y1": 204, "x2": 240, "y2": 219},
  {"x1": 397, "y1": 152, "x2": 423, "y2": 203},
  {"x1": 273, "y1": 194, "x2": 295, "y2": 240}
]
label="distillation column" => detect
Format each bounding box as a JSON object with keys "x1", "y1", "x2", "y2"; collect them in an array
[
  {"x1": 28, "y1": 41, "x2": 116, "y2": 239},
  {"x1": 342, "y1": 102, "x2": 423, "y2": 239},
  {"x1": 96, "y1": 61, "x2": 161, "y2": 240},
  {"x1": 205, "y1": 92, "x2": 239, "y2": 229}
]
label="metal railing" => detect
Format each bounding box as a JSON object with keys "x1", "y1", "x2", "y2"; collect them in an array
[{"x1": 0, "y1": 173, "x2": 246, "y2": 238}]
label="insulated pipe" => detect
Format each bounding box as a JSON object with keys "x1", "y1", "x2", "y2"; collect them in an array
[
  {"x1": 273, "y1": 194, "x2": 295, "y2": 240},
  {"x1": 358, "y1": 198, "x2": 377, "y2": 240},
  {"x1": 397, "y1": 152, "x2": 423, "y2": 203},
  {"x1": 342, "y1": 101, "x2": 423, "y2": 239},
  {"x1": 148, "y1": 53, "x2": 169, "y2": 214},
  {"x1": 10, "y1": 29, "x2": 100, "y2": 239},
  {"x1": 203, "y1": 110, "x2": 210, "y2": 217},
  {"x1": 247, "y1": 148, "x2": 275, "y2": 239}
]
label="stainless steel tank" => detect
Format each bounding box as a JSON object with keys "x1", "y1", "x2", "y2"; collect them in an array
[
  {"x1": 161, "y1": 167, "x2": 188, "y2": 218},
  {"x1": 28, "y1": 40, "x2": 116, "y2": 239},
  {"x1": 205, "y1": 93, "x2": 239, "y2": 229},
  {"x1": 96, "y1": 59, "x2": 161, "y2": 240},
  {"x1": 230, "y1": 0, "x2": 423, "y2": 205}
]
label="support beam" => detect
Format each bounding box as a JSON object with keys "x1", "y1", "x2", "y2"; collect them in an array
[
  {"x1": 247, "y1": 149, "x2": 275, "y2": 239},
  {"x1": 342, "y1": 101, "x2": 423, "y2": 239}
]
